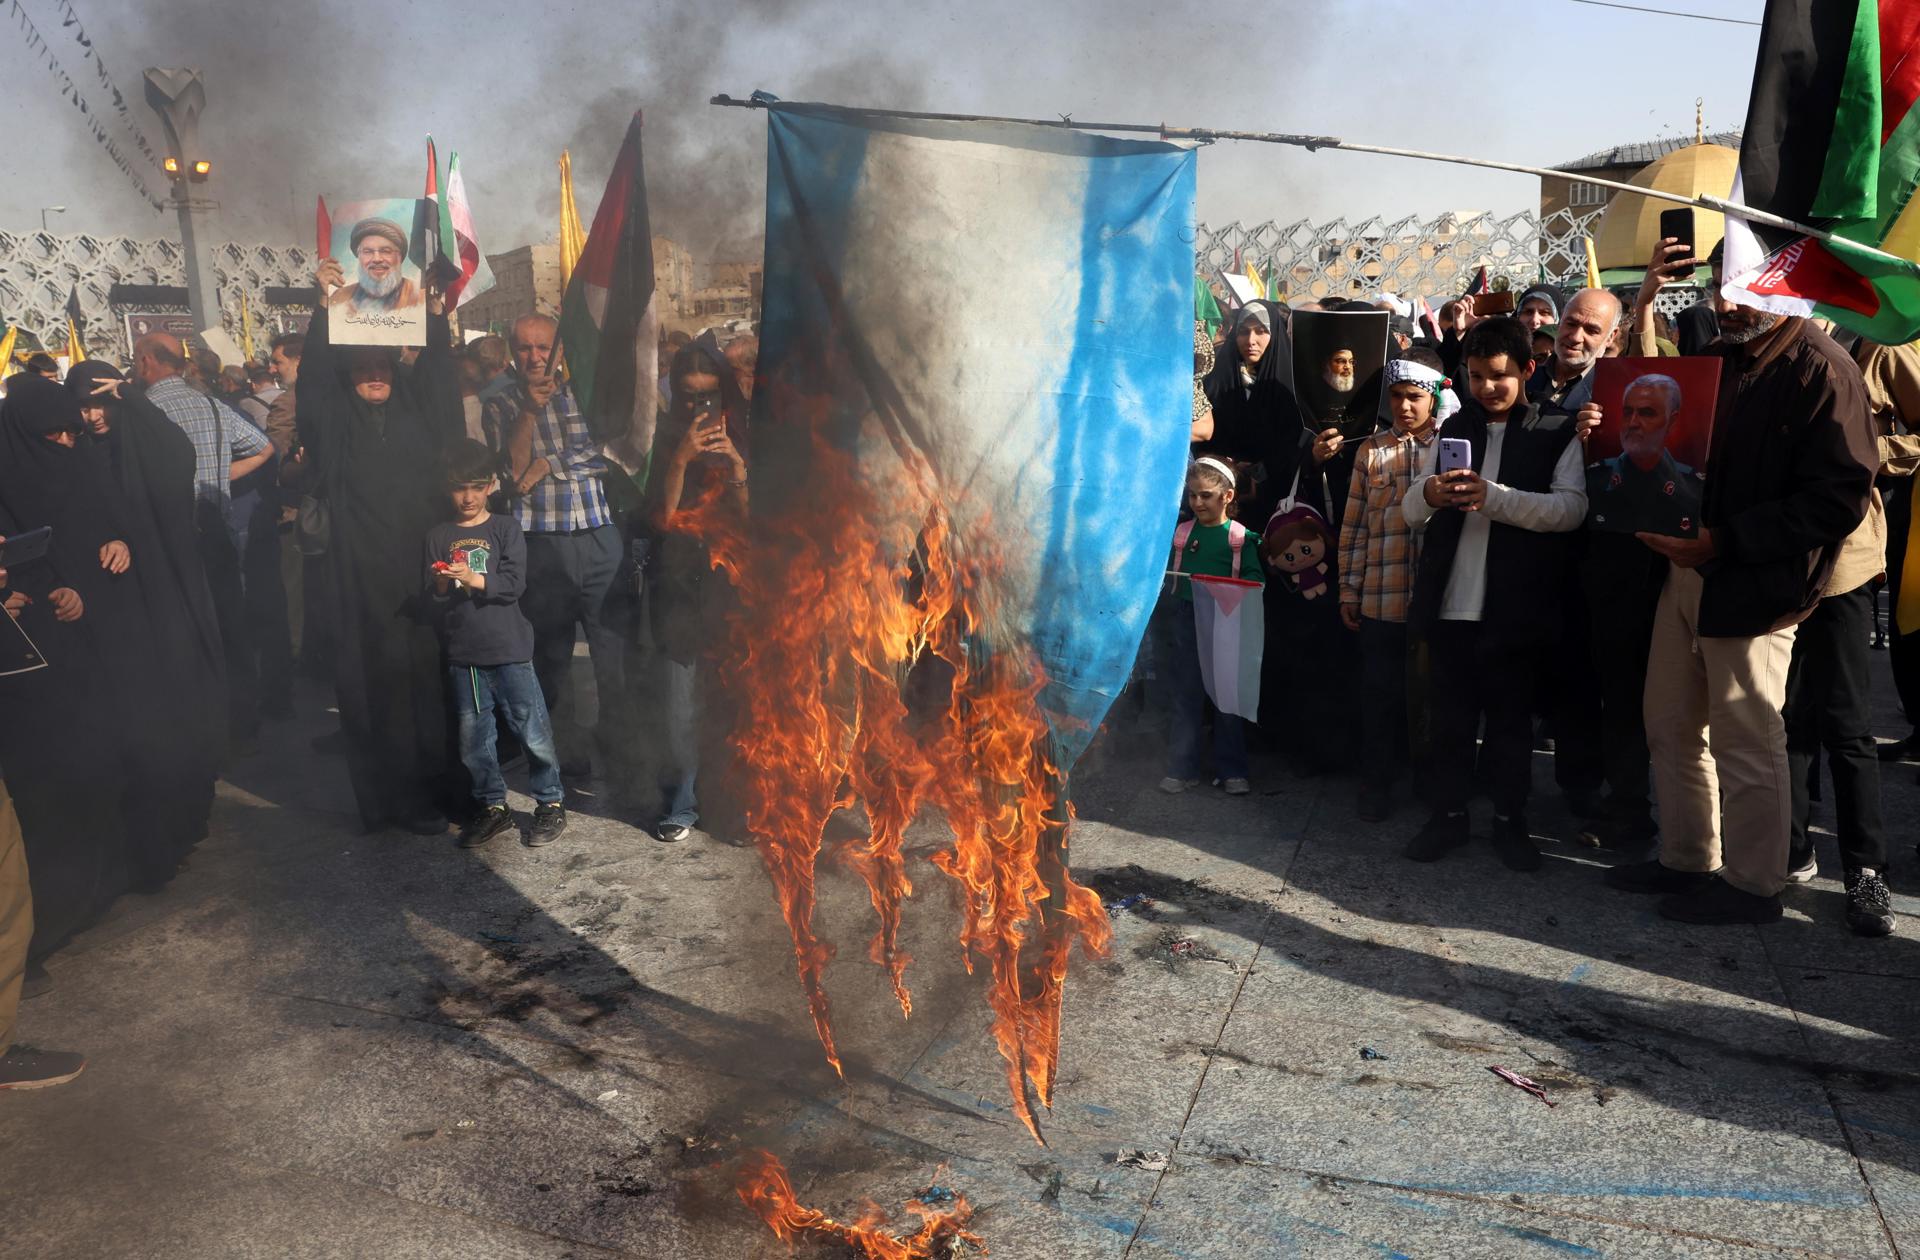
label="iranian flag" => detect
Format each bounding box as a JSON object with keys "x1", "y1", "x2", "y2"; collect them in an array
[
  {"x1": 556, "y1": 109, "x2": 658, "y2": 472},
  {"x1": 1723, "y1": 1, "x2": 1920, "y2": 342},
  {"x1": 443, "y1": 152, "x2": 496, "y2": 309},
  {"x1": 1190, "y1": 575, "x2": 1263, "y2": 721}
]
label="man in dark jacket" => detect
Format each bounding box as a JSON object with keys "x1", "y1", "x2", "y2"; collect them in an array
[{"x1": 1606, "y1": 266, "x2": 1875, "y2": 925}]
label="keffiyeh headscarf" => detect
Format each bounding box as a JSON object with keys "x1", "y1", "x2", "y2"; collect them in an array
[
  {"x1": 1381, "y1": 357, "x2": 1461, "y2": 425},
  {"x1": 1193, "y1": 325, "x2": 1216, "y2": 425}
]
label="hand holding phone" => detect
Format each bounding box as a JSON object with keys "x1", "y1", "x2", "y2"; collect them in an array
[
  {"x1": 0, "y1": 526, "x2": 52, "y2": 569},
  {"x1": 1437, "y1": 437, "x2": 1472, "y2": 474}
]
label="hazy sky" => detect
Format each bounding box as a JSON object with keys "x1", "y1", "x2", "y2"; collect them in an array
[{"x1": 0, "y1": 0, "x2": 1762, "y2": 268}]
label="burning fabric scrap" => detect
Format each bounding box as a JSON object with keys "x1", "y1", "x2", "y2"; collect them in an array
[
  {"x1": 736, "y1": 1151, "x2": 985, "y2": 1260},
  {"x1": 685, "y1": 101, "x2": 1195, "y2": 1148}
]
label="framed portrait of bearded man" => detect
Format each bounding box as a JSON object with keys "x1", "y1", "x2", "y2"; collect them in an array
[
  {"x1": 1290, "y1": 309, "x2": 1389, "y2": 443},
  {"x1": 327, "y1": 197, "x2": 428, "y2": 346},
  {"x1": 1584, "y1": 356, "x2": 1719, "y2": 538}
]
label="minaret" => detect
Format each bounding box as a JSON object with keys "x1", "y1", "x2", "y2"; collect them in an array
[{"x1": 1695, "y1": 98, "x2": 1705, "y2": 144}]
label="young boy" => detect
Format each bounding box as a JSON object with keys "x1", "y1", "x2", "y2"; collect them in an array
[
  {"x1": 1401, "y1": 318, "x2": 1587, "y2": 870},
  {"x1": 1337, "y1": 347, "x2": 1452, "y2": 822},
  {"x1": 427, "y1": 439, "x2": 567, "y2": 849}
]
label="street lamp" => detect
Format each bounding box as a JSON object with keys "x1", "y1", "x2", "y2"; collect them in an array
[{"x1": 40, "y1": 206, "x2": 66, "y2": 233}]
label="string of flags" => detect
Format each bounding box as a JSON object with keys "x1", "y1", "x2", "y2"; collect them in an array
[
  {"x1": 45, "y1": 0, "x2": 166, "y2": 174},
  {"x1": 5, "y1": 0, "x2": 165, "y2": 212}
]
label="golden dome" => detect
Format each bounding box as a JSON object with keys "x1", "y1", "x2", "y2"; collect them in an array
[{"x1": 1592, "y1": 142, "x2": 1740, "y2": 272}]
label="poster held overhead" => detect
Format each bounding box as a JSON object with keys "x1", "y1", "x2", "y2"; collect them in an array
[
  {"x1": 1291, "y1": 309, "x2": 1389, "y2": 442},
  {"x1": 326, "y1": 198, "x2": 428, "y2": 347}
]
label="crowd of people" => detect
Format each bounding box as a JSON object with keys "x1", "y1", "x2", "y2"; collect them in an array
[
  {"x1": 0, "y1": 232, "x2": 1913, "y2": 1092},
  {"x1": 1173, "y1": 235, "x2": 1908, "y2": 943},
  {"x1": 0, "y1": 259, "x2": 755, "y2": 1089}
]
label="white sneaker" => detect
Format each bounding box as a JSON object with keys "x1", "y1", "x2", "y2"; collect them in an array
[
  {"x1": 1158, "y1": 777, "x2": 1198, "y2": 794},
  {"x1": 1221, "y1": 778, "x2": 1251, "y2": 796},
  {"x1": 1785, "y1": 851, "x2": 1817, "y2": 884}
]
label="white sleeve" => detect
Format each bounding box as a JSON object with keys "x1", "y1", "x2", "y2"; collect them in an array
[
  {"x1": 1402, "y1": 440, "x2": 1439, "y2": 530},
  {"x1": 1481, "y1": 438, "x2": 1587, "y2": 533}
]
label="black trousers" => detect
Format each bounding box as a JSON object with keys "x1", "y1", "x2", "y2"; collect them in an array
[
  {"x1": 1428, "y1": 620, "x2": 1540, "y2": 818},
  {"x1": 1546, "y1": 581, "x2": 1605, "y2": 796},
  {"x1": 197, "y1": 516, "x2": 257, "y2": 740},
  {"x1": 240, "y1": 493, "x2": 293, "y2": 712},
  {"x1": 1882, "y1": 473, "x2": 1920, "y2": 732},
  {"x1": 524, "y1": 524, "x2": 628, "y2": 743},
  {"x1": 1358, "y1": 617, "x2": 1430, "y2": 798},
  {"x1": 1583, "y1": 540, "x2": 1666, "y2": 828},
  {"x1": 1786, "y1": 585, "x2": 1888, "y2": 872}
]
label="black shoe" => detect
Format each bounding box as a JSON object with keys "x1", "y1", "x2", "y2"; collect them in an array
[
  {"x1": 1845, "y1": 868, "x2": 1896, "y2": 937},
  {"x1": 1658, "y1": 876, "x2": 1782, "y2": 925},
  {"x1": 458, "y1": 805, "x2": 514, "y2": 849},
  {"x1": 1563, "y1": 788, "x2": 1608, "y2": 821},
  {"x1": 1404, "y1": 811, "x2": 1469, "y2": 862},
  {"x1": 1355, "y1": 787, "x2": 1391, "y2": 823},
  {"x1": 20, "y1": 961, "x2": 51, "y2": 1000},
  {"x1": 0, "y1": 1044, "x2": 86, "y2": 1090},
  {"x1": 1605, "y1": 858, "x2": 1718, "y2": 895},
  {"x1": 526, "y1": 803, "x2": 567, "y2": 847},
  {"x1": 392, "y1": 811, "x2": 450, "y2": 837},
  {"x1": 656, "y1": 822, "x2": 692, "y2": 844},
  {"x1": 1490, "y1": 813, "x2": 1542, "y2": 872},
  {"x1": 1878, "y1": 737, "x2": 1920, "y2": 764},
  {"x1": 310, "y1": 729, "x2": 349, "y2": 756}
]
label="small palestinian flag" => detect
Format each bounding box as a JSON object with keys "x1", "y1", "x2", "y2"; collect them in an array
[
  {"x1": 556, "y1": 109, "x2": 659, "y2": 472},
  {"x1": 1464, "y1": 265, "x2": 1488, "y2": 297},
  {"x1": 1723, "y1": 1, "x2": 1920, "y2": 342}
]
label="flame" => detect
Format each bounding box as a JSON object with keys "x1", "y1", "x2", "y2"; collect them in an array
[
  {"x1": 736, "y1": 1149, "x2": 984, "y2": 1259},
  {"x1": 675, "y1": 399, "x2": 1112, "y2": 1143}
]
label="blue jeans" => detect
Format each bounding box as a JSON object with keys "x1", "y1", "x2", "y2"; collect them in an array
[
  {"x1": 659, "y1": 659, "x2": 699, "y2": 828},
  {"x1": 451, "y1": 662, "x2": 563, "y2": 807},
  {"x1": 1165, "y1": 601, "x2": 1247, "y2": 781}
]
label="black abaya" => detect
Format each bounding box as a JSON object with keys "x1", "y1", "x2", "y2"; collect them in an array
[{"x1": 296, "y1": 306, "x2": 459, "y2": 830}]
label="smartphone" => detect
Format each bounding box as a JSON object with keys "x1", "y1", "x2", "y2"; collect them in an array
[
  {"x1": 1437, "y1": 438, "x2": 1473, "y2": 475},
  {"x1": 0, "y1": 526, "x2": 51, "y2": 569},
  {"x1": 1658, "y1": 207, "x2": 1696, "y2": 265},
  {"x1": 1473, "y1": 290, "x2": 1516, "y2": 315}
]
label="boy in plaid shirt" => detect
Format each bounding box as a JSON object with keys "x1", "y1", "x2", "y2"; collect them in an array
[{"x1": 1338, "y1": 348, "x2": 1453, "y2": 821}]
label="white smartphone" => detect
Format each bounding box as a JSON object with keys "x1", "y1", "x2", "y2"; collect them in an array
[{"x1": 1437, "y1": 437, "x2": 1472, "y2": 475}]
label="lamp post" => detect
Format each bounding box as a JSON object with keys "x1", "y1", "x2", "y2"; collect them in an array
[
  {"x1": 39, "y1": 206, "x2": 66, "y2": 233},
  {"x1": 143, "y1": 68, "x2": 218, "y2": 333}
]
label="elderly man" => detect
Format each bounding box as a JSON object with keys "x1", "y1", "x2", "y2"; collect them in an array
[
  {"x1": 327, "y1": 218, "x2": 421, "y2": 315},
  {"x1": 1606, "y1": 247, "x2": 1876, "y2": 925},
  {"x1": 481, "y1": 313, "x2": 625, "y2": 778},
  {"x1": 133, "y1": 331, "x2": 274, "y2": 749},
  {"x1": 1584, "y1": 374, "x2": 1702, "y2": 538}
]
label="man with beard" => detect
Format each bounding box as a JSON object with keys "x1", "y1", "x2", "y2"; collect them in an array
[
  {"x1": 1606, "y1": 246, "x2": 1876, "y2": 925},
  {"x1": 1584, "y1": 374, "x2": 1701, "y2": 538},
  {"x1": 327, "y1": 219, "x2": 422, "y2": 316}
]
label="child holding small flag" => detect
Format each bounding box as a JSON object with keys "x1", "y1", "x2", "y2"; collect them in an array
[{"x1": 1163, "y1": 457, "x2": 1266, "y2": 797}]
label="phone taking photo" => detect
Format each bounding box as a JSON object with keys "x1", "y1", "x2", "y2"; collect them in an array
[
  {"x1": 0, "y1": 526, "x2": 52, "y2": 569},
  {"x1": 1437, "y1": 437, "x2": 1473, "y2": 475},
  {"x1": 1658, "y1": 207, "x2": 1697, "y2": 268}
]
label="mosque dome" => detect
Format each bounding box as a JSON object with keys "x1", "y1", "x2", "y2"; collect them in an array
[{"x1": 1592, "y1": 141, "x2": 1740, "y2": 272}]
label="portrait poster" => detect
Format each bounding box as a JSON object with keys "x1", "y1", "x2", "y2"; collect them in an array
[
  {"x1": 327, "y1": 197, "x2": 428, "y2": 346},
  {"x1": 1291, "y1": 309, "x2": 1389, "y2": 442},
  {"x1": 1584, "y1": 356, "x2": 1719, "y2": 538}
]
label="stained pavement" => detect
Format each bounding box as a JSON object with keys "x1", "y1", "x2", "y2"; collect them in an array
[{"x1": 2, "y1": 655, "x2": 1918, "y2": 1259}]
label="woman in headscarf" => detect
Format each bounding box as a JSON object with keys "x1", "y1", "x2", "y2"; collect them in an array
[
  {"x1": 1200, "y1": 300, "x2": 1305, "y2": 528},
  {"x1": 0, "y1": 376, "x2": 136, "y2": 961},
  {"x1": 65, "y1": 361, "x2": 225, "y2": 883},
  {"x1": 297, "y1": 259, "x2": 462, "y2": 834}
]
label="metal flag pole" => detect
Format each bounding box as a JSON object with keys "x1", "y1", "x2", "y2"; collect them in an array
[{"x1": 711, "y1": 93, "x2": 1920, "y2": 275}]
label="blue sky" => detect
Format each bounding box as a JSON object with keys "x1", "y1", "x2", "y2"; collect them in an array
[{"x1": 0, "y1": 0, "x2": 1763, "y2": 266}]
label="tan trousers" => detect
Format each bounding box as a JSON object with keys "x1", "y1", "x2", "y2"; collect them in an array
[
  {"x1": 0, "y1": 781, "x2": 30, "y2": 1050},
  {"x1": 1644, "y1": 566, "x2": 1798, "y2": 897}
]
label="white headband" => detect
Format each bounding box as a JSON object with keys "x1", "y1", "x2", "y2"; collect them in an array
[{"x1": 1189, "y1": 455, "x2": 1238, "y2": 487}]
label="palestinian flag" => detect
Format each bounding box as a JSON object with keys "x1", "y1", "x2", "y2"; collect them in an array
[
  {"x1": 1190, "y1": 575, "x2": 1263, "y2": 722},
  {"x1": 413, "y1": 137, "x2": 462, "y2": 287},
  {"x1": 1465, "y1": 265, "x2": 1488, "y2": 297},
  {"x1": 556, "y1": 109, "x2": 658, "y2": 471},
  {"x1": 1723, "y1": 1, "x2": 1920, "y2": 342},
  {"x1": 443, "y1": 153, "x2": 496, "y2": 309}
]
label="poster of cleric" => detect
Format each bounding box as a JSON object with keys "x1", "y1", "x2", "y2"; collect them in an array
[
  {"x1": 1584, "y1": 356, "x2": 1718, "y2": 540},
  {"x1": 326, "y1": 199, "x2": 428, "y2": 345}
]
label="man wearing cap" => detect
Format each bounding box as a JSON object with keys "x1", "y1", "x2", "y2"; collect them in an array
[{"x1": 327, "y1": 219, "x2": 421, "y2": 315}]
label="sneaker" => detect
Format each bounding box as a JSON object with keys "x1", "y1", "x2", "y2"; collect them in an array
[
  {"x1": 1604, "y1": 858, "x2": 1718, "y2": 896},
  {"x1": 0, "y1": 1044, "x2": 85, "y2": 1090},
  {"x1": 1657, "y1": 876, "x2": 1782, "y2": 925},
  {"x1": 1220, "y1": 777, "x2": 1251, "y2": 796},
  {"x1": 656, "y1": 822, "x2": 692, "y2": 844},
  {"x1": 1844, "y1": 868, "x2": 1896, "y2": 937},
  {"x1": 457, "y1": 805, "x2": 514, "y2": 849},
  {"x1": 1158, "y1": 777, "x2": 1200, "y2": 795},
  {"x1": 1785, "y1": 849, "x2": 1818, "y2": 884},
  {"x1": 1877, "y1": 737, "x2": 1920, "y2": 764},
  {"x1": 526, "y1": 803, "x2": 567, "y2": 848},
  {"x1": 1404, "y1": 810, "x2": 1469, "y2": 862},
  {"x1": 1490, "y1": 813, "x2": 1542, "y2": 872}
]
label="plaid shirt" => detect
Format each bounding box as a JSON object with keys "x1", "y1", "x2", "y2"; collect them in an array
[
  {"x1": 145, "y1": 376, "x2": 271, "y2": 514},
  {"x1": 481, "y1": 378, "x2": 611, "y2": 533},
  {"x1": 1337, "y1": 424, "x2": 1434, "y2": 623}
]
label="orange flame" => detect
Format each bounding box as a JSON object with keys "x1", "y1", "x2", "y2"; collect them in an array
[
  {"x1": 736, "y1": 1149, "x2": 985, "y2": 1258},
  {"x1": 676, "y1": 400, "x2": 1112, "y2": 1143}
]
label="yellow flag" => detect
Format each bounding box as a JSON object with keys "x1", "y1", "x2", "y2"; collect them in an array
[
  {"x1": 1245, "y1": 259, "x2": 1264, "y2": 302},
  {"x1": 0, "y1": 326, "x2": 15, "y2": 376},
  {"x1": 65, "y1": 318, "x2": 86, "y2": 365},
  {"x1": 240, "y1": 290, "x2": 257, "y2": 363},
  {"x1": 558, "y1": 149, "x2": 586, "y2": 290},
  {"x1": 1584, "y1": 235, "x2": 1602, "y2": 290}
]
